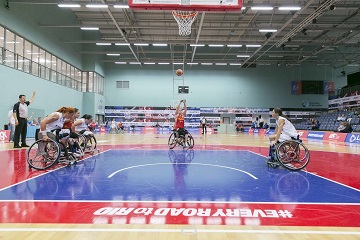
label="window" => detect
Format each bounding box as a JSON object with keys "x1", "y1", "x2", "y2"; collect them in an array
[
  {"x1": 116, "y1": 81, "x2": 129, "y2": 89},
  {"x1": 0, "y1": 24, "x2": 105, "y2": 94},
  {"x1": 0, "y1": 26, "x2": 4, "y2": 48},
  {"x1": 16, "y1": 36, "x2": 24, "y2": 71}
]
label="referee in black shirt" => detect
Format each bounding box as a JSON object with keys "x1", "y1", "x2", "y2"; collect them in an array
[{"x1": 13, "y1": 91, "x2": 36, "y2": 148}]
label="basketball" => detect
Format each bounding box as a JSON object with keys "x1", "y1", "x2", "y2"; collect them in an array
[{"x1": 176, "y1": 69, "x2": 183, "y2": 76}]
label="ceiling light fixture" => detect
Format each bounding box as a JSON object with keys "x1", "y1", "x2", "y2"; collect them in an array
[
  {"x1": 158, "y1": 63, "x2": 170, "y2": 65},
  {"x1": 134, "y1": 43, "x2": 149, "y2": 46},
  {"x1": 230, "y1": 63, "x2": 242, "y2": 65},
  {"x1": 173, "y1": 63, "x2": 183, "y2": 65},
  {"x1": 190, "y1": 44, "x2": 205, "y2": 47},
  {"x1": 144, "y1": 62, "x2": 156, "y2": 65},
  {"x1": 201, "y1": 63, "x2": 213, "y2": 65},
  {"x1": 251, "y1": 6, "x2": 273, "y2": 11},
  {"x1": 278, "y1": 6, "x2": 301, "y2": 11},
  {"x1": 114, "y1": 5, "x2": 130, "y2": 8},
  {"x1": 209, "y1": 44, "x2": 224, "y2": 47},
  {"x1": 86, "y1": 4, "x2": 108, "y2": 8},
  {"x1": 152, "y1": 43, "x2": 168, "y2": 46},
  {"x1": 80, "y1": 27, "x2": 99, "y2": 30},
  {"x1": 115, "y1": 43, "x2": 130, "y2": 46},
  {"x1": 246, "y1": 45, "x2": 261, "y2": 47},
  {"x1": 96, "y1": 43, "x2": 111, "y2": 45},
  {"x1": 58, "y1": 3, "x2": 81, "y2": 8},
  {"x1": 227, "y1": 45, "x2": 243, "y2": 47},
  {"x1": 115, "y1": 62, "x2": 126, "y2": 64},
  {"x1": 215, "y1": 63, "x2": 227, "y2": 65},
  {"x1": 187, "y1": 63, "x2": 198, "y2": 65},
  {"x1": 237, "y1": 55, "x2": 250, "y2": 57},
  {"x1": 259, "y1": 29, "x2": 277, "y2": 32},
  {"x1": 129, "y1": 62, "x2": 141, "y2": 64},
  {"x1": 106, "y1": 53, "x2": 120, "y2": 56}
]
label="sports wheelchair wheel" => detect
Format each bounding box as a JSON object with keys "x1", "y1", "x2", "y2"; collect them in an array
[
  {"x1": 168, "y1": 132, "x2": 177, "y2": 149},
  {"x1": 186, "y1": 133, "x2": 194, "y2": 149},
  {"x1": 275, "y1": 140, "x2": 310, "y2": 171},
  {"x1": 27, "y1": 139, "x2": 60, "y2": 170},
  {"x1": 81, "y1": 135, "x2": 98, "y2": 154}
]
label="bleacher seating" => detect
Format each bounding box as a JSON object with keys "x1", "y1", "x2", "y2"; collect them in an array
[{"x1": 293, "y1": 110, "x2": 360, "y2": 133}]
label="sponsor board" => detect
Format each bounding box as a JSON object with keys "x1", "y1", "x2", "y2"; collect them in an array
[
  {"x1": 345, "y1": 133, "x2": 360, "y2": 144},
  {"x1": 0, "y1": 130, "x2": 10, "y2": 142},
  {"x1": 258, "y1": 129, "x2": 267, "y2": 135},
  {"x1": 324, "y1": 132, "x2": 347, "y2": 142},
  {"x1": 306, "y1": 131, "x2": 325, "y2": 140},
  {"x1": 266, "y1": 129, "x2": 275, "y2": 135},
  {"x1": 297, "y1": 130, "x2": 309, "y2": 138}
]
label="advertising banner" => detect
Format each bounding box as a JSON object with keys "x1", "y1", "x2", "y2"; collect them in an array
[
  {"x1": 297, "y1": 130, "x2": 309, "y2": 139},
  {"x1": 291, "y1": 81, "x2": 302, "y2": 95},
  {"x1": 306, "y1": 131, "x2": 325, "y2": 140},
  {"x1": 345, "y1": 133, "x2": 360, "y2": 144},
  {"x1": 0, "y1": 130, "x2": 10, "y2": 142},
  {"x1": 324, "y1": 132, "x2": 347, "y2": 142}
]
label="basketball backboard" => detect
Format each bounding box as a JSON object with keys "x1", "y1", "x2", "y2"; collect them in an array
[{"x1": 128, "y1": 0, "x2": 242, "y2": 11}]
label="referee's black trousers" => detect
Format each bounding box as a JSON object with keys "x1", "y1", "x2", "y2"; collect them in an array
[{"x1": 14, "y1": 118, "x2": 27, "y2": 146}]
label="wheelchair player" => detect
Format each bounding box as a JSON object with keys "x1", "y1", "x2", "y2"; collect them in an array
[
  {"x1": 27, "y1": 107, "x2": 77, "y2": 170},
  {"x1": 39, "y1": 107, "x2": 76, "y2": 143},
  {"x1": 174, "y1": 100, "x2": 190, "y2": 148},
  {"x1": 268, "y1": 108, "x2": 299, "y2": 164},
  {"x1": 71, "y1": 114, "x2": 98, "y2": 154}
]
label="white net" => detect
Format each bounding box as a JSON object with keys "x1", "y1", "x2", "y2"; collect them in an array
[{"x1": 172, "y1": 10, "x2": 199, "y2": 36}]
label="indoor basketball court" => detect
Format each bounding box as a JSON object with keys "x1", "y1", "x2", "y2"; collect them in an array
[
  {"x1": 0, "y1": 0, "x2": 360, "y2": 239},
  {"x1": 0, "y1": 133, "x2": 359, "y2": 239}
]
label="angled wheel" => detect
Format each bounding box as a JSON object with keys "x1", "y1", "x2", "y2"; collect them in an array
[
  {"x1": 168, "y1": 132, "x2": 177, "y2": 149},
  {"x1": 83, "y1": 135, "x2": 97, "y2": 154},
  {"x1": 275, "y1": 140, "x2": 310, "y2": 171},
  {"x1": 186, "y1": 134, "x2": 194, "y2": 149},
  {"x1": 27, "y1": 139, "x2": 60, "y2": 170}
]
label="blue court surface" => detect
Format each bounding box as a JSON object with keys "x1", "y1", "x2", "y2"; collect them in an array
[{"x1": 1, "y1": 149, "x2": 359, "y2": 203}]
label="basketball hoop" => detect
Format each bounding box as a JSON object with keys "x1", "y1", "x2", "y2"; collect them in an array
[{"x1": 172, "y1": 10, "x2": 198, "y2": 36}]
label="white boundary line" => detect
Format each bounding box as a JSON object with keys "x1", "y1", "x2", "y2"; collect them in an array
[
  {"x1": 246, "y1": 150, "x2": 360, "y2": 193},
  {"x1": 0, "y1": 228, "x2": 359, "y2": 235}
]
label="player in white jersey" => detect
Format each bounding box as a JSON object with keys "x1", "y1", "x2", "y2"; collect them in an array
[
  {"x1": 39, "y1": 107, "x2": 76, "y2": 141},
  {"x1": 269, "y1": 108, "x2": 298, "y2": 144},
  {"x1": 71, "y1": 114, "x2": 93, "y2": 136},
  {"x1": 268, "y1": 108, "x2": 299, "y2": 163}
]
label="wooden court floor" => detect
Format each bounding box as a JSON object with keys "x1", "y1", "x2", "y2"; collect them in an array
[{"x1": 0, "y1": 132, "x2": 359, "y2": 240}]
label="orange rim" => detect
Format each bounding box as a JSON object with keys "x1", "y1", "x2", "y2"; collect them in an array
[{"x1": 172, "y1": 10, "x2": 198, "y2": 19}]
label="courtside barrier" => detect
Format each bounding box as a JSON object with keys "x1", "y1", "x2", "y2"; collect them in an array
[
  {"x1": 345, "y1": 133, "x2": 360, "y2": 144},
  {"x1": 324, "y1": 132, "x2": 348, "y2": 142}
]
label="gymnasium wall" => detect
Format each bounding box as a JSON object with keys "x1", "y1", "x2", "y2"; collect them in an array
[
  {"x1": 104, "y1": 63, "x2": 344, "y2": 108},
  {"x1": 0, "y1": 2, "x2": 83, "y2": 69},
  {"x1": 0, "y1": 65, "x2": 83, "y2": 126}
]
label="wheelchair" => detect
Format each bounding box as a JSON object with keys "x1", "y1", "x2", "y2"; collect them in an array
[
  {"x1": 168, "y1": 129, "x2": 194, "y2": 149},
  {"x1": 76, "y1": 130, "x2": 99, "y2": 155},
  {"x1": 267, "y1": 138, "x2": 310, "y2": 171},
  {"x1": 27, "y1": 129, "x2": 78, "y2": 170}
]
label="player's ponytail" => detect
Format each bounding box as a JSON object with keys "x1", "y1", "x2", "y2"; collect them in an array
[{"x1": 273, "y1": 108, "x2": 291, "y2": 122}]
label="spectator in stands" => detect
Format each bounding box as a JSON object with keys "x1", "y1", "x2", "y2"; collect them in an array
[
  {"x1": 337, "y1": 114, "x2": 346, "y2": 122},
  {"x1": 337, "y1": 122, "x2": 346, "y2": 132},
  {"x1": 339, "y1": 122, "x2": 353, "y2": 133},
  {"x1": 263, "y1": 122, "x2": 269, "y2": 129},
  {"x1": 259, "y1": 121, "x2": 264, "y2": 128},
  {"x1": 312, "y1": 120, "x2": 320, "y2": 130}
]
